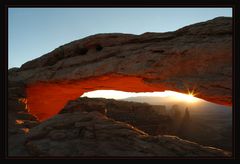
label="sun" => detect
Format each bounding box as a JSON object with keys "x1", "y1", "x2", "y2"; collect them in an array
[
  {"x1": 168, "y1": 89, "x2": 199, "y2": 103},
  {"x1": 180, "y1": 92, "x2": 197, "y2": 103}
]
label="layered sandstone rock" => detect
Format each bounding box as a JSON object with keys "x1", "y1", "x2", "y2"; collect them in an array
[
  {"x1": 60, "y1": 97, "x2": 232, "y2": 151},
  {"x1": 8, "y1": 81, "x2": 39, "y2": 156},
  {"x1": 60, "y1": 97, "x2": 173, "y2": 135},
  {"x1": 8, "y1": 17, "x2": 232, "y2": 157},
  {"x1": 8, "y1": 17, "x2": 232, "y2": 121},
  {"x1": 25, "y1": 111, "x2": 230, "y2": 157}
]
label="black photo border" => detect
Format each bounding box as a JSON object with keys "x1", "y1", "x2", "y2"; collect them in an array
[{"x1": 0, "y1": 0, "x2": 239, "y2": 160}]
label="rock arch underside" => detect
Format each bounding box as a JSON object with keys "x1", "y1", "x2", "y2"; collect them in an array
[{"x1": 8, "y1": 17, "x2": 232, "y2": 157}]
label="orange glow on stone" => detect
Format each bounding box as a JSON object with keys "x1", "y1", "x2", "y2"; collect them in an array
[
  {"x1": 21, "y1": 128, "x2": 29, "y2": 133},
  {"x1": 26, "y1": 74, "x2": 168, "y2": 121},
  {"x1": 18, "y1": 98, "x2": 29, "y2": 111},
  {"x1": 16, "y1": 120, "x2": 24, "y2": 125},
  {"x1": 26, "y1": 74, "x2": 231, "y2": 122},
  {"x1": 19, "y1": 98, "x2": 27, "y2": 104}
]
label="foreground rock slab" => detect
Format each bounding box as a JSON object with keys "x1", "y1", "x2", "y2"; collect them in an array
[{"x1": 25, "y1": 111, "x2": 230, "y2": 157}]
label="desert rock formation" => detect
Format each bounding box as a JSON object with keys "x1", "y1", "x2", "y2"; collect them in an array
[
  {"x1": 25, "y1": 111, "x2": 230, "y2": 156},
  {"x1": 8, "y1": 17, "x2": 232, "y2": 121},
  {"x1": 8, "y1": 17, "x2": 232, "y2": 157}
]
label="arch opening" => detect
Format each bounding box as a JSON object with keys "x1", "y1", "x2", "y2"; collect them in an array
[
  {"x1": 81, "y1": 89, "x2": 201, "y2": 103},
  {"x1": 80, "y1": 89, "x2": 231, "y2": 115}
]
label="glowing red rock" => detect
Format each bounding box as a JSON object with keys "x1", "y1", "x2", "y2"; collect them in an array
[
  {"x1": 26, "y1": 74, "x2": 164, "y2": 121},
  {"x1": 26, "y1": 74, "x2": 231, "y2": 121}
]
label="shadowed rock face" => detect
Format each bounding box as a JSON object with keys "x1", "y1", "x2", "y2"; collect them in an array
[
  {"x1": 8, "y1": 17, "x2": 232, "y2": 121},
  {"x1": 59, "y1": 97, "x2": 232, "y2": 151},
  {"x1": 60, "y1": 97, "x2": 173, "y2": 135},
  {"x1": 25, "y1": 111, "x2": 230, "y2": 157}
]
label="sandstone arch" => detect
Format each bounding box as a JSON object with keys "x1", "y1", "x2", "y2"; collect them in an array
[{"x1": 9, "y1": 17, "x2": 232, "y2": 121}]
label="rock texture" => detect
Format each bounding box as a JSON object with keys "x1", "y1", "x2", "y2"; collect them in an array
[
  {"x1": 8, "y1": 17, "x2": 232, "y2": 121},
  {"x1": 60, "y1": 97, "x2": 232, "y2": 151},
  {"x1": 25, "y1": 111, "x2": 230, "y2": 157},
  {"x1": 8, "y1": 17, "x2": 232, "y2": 157},
  {"x1": 60, "y1": 97, "x2": 173, "y2": 135},
  {"x1": 8, "y1": 81, "x2": 39, "y2": 156},
  {"x1": 8, "y1": 95, "x2": 231, "y2": 157}
]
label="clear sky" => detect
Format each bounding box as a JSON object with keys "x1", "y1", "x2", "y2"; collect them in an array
[{"x1": 8, "y1": 8, "x2": 232, "y2": 68}]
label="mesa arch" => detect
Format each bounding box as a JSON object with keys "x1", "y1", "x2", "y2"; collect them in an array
[
  {"x1": 8, "y1": 17, "x2": 232, "y2": 121},
  {"x1": 26, "y1": 74, "x2": 189, "y2": 121}
]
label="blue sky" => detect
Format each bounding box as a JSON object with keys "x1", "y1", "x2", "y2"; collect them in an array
[{"x1": 8, "y1": 8, "x2": 232, "y2": 68}]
